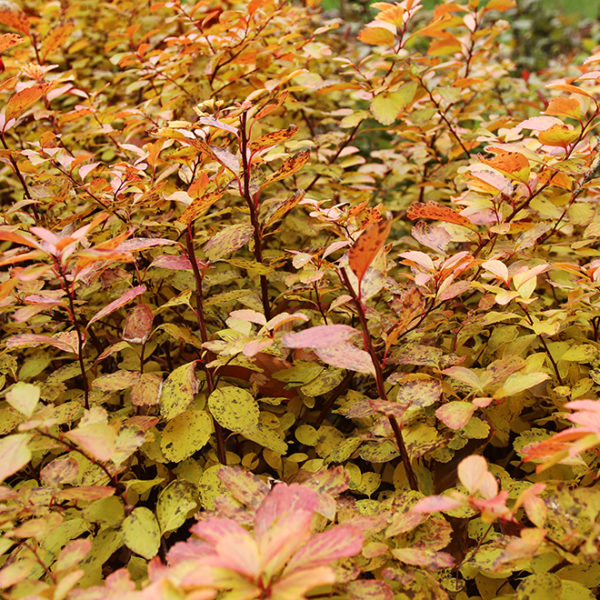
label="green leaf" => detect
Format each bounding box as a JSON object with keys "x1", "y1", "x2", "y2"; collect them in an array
[
  {"x1": 208, "y1": 386, "x2": 259, "y2": 433},
  {"x1": 122, "y1": 507, "x2": 161, "y2": 559},
  {"x1": 159, "y1": 361, "x2": 199, "y2": 420},
  {"x1": 160, "y1": 409, "x2": 213, "y2": 461}
]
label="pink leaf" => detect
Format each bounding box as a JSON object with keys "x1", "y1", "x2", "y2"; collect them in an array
[
  {"x1": 117, "y1": 238, "x2": 175, "y2": 252},
  {"x1": 6, "y1": 332, "x2": 80, "y2": 354},
  {"x1": 270, "y1": 567, "x2": 336, "y2": 600},
  {"x1": 315, "y1": 343, "x2": 375, "y2": 374},
  {"x1": 515, "y1": 116, "x2": 563, "y2": 131},
  {"x1": 282, "y1": 324, "x2": 360, "y2": 349},
  {"x1": 87, "y1": 285, "x2": 146, "y2": 329},
  {"x1": 347, "y1": 580, "x2": 394, "y2": 600},
  {"x1": 412, "y1": 495, "x2": 463, "y2": 514},
  {"x1": 218, "y1": 466, "x2": 270, "y2": 511},
  {"x1": 435, "y1": 401, "x2": 476, "y2": 430},
  {"x1": 284, "y1": 524, "x2": 363, "y2": 573},
  {"x1": 458, "y1": 455, "x2": 497, "y2": 498}
]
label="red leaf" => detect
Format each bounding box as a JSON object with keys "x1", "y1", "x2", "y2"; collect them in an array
[
  {"x1": 87, "y1": 285, "x2": 146, "y2": 329},
  {"x1": 348, "y1": 219, "x2": 392, "y2": 282}
]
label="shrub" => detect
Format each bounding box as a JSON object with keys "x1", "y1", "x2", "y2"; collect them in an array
[{"x1": 0, "y1": 0, "x2": 599, "y2": 598}]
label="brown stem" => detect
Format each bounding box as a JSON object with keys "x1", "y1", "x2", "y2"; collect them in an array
[
  {"x1": 521, "y1": 305, "x2": 564, "y2": 386},
  {"x1": 0, "y1": 131, "x2": 39, "y2": 221},
  {"x1": 340, "y1": 269, "x2": 418, "y2": 490},
  {"x1": 240, "y1": 111, "x2": 271, "y2": 320},
  {"x1": 184, "y1": 224, "x2": 226, "y2": 464},
  {"x1": 55, "y1": 260, "x2": 89, "y2": 409}
]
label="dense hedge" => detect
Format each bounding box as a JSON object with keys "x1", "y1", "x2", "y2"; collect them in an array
[{"x1": 0, "y1": 0, "x2": 600, "y2": 599}]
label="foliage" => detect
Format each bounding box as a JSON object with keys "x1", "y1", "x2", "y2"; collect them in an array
[{"x1": 0, "y1": 0, "x2": 600, "y2": 599}]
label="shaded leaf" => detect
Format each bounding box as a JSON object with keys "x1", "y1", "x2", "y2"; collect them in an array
[
  {"x1": 122, "y1": 507, "x2": 161, "y2": 559},
  {"x1": 87, "y1": 285, "x2": 146, "y2": 329}
]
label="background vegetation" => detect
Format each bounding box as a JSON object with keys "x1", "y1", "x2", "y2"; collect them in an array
[{"x1": 1, "y1": 0, "x2": 600, "y2": 599}]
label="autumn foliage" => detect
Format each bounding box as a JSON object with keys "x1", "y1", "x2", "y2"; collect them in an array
[{"x1": 0, "y1": 0, "x2": 600, "y2": 598}]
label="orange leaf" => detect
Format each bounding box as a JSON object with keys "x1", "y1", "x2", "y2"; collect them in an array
[
  {"x1": 479, "y1": 150, "x2": 530, "y2": 182},
  {"x1": 0, "y1": 33, "x2": 22, "y2": 53},
  {"x1": 41, "y1": 23, "x2": 74, "y2": 61},
  {"x1": 249, "y1": 124, "x2": 298, "y2": 153},
  {"x1": 5, "y1": 84, "x2": 50, "y2": 121},
  {"x1": 545, "y1": 97, "x2": 581, "y2": 120},
  {"x1": 0, "y1": 7, "x2": 30, "y2": 34},
  {"x1": 406, "y1": 202, "x2": 475, "y2": 229},
  {"x1": 178, "y1": 190, "x2": 225, "y2": 225},
  {"x1": 483, "y1": 0, "x2": 516, "y2": 11},
  {"x1": 358, "y1": 24, "x2": 396, "y2": 46},
  {"x1": 261, "y1": 149, "x2": 310, "y2": 188},
  {"x1": 348, "y1": 219, "x2": 392, "y2": 282}
]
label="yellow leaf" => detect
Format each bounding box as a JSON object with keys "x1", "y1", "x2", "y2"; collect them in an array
[
  {"x1": 160, "y1": 409, "x2": 213, "y2": 462},
  {"x1": 370, "y1": 82, "x2": 418, "y2": 126},
  {"x1": 208, "y1": 387, "x2": 259, "y2": 432},
  {"x1": 159, "y1": 361, "x2": 199, "y2": 421},
  {"x1": 5, "y1": 84, "x2": 50, "y2": 121},
  {"x1": 122, "y1": 507, "x2": 160, "y2": 559}
]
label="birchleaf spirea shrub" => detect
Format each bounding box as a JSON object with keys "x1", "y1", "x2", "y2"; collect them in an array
[{"x1": 0, "y1": 0, "x2": 599, "y2": 598}]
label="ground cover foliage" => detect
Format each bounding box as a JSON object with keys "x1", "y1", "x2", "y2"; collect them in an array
[{"x1": 1, "y1": 0, "x2": 600, "y2": 598}]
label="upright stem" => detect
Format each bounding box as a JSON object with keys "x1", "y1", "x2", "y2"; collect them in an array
[
  {"x1": 340, "y1": 269, "x2": 418, "y2": 490},
  {"x1": 55, "y1": 260, "x2": 89, "y2": 409},
  {"x1": 239, "y1": 111, "x2": 271, "y2": 320},
  {"x1": 184, "y1": 224, "x2": 226, "y2": 464}
]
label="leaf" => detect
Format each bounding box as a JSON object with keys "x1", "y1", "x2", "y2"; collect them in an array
[
  {"x1": 204, "y1": 223, "x2": 253, "y2": 261},
  {"x1": 261, "y1": 149, "x2": 310, "y2": 188},
  {"x1": 156, "y1": 480, "x2": 197, "y2": 533},
  {"x1": 5, "y1": 84, "x2": 50, "y2": 121},
  {"x1": 358, "y1": 23, "x2": 396, "y2": 46},
  {"x1": 54, "y1": 539, "x2": 92, "y2": 571},
  {"x1": 122, "y1": 303, "x2": 154, "y2": 344},
  {"x1": 122, "y1": 507, "x2": 161, "y2": 559},
  {"x1": 0, "y1": 33, "x2": 22, "y2": 53},
  {"x1": 348, "y1": 219, "x2": 392, "y2": 282},
  {"x1": 218, "y1": 466, "x2": 270, "y2": 510},
  {"x1": 0, "y1": 7, "x2": 29, "y2": 34},
  {"x1": 406, "y1": 202, "x2": 475, "y2": 229},
  {"x1": 396, "y1": 375, "x2": 443, "y2": 408},
  {"x1": 391, "y1": 548, "x2": 455, "y2": 570},
  {"x1": 208, "y1": 387, "x2": 259, "y2": 432},
  {"x1": 270, "y1": 567, "x2": 336, "y2": 600},
  {"x1": 282, "y1": 324, "x2": 360, "y2": 349},
  {"x1": 6, "y1": 332, "x2": 80, "y2": 354},
  {"x1": 458, "y1": 455, "x2": 497, "y2": 498},
  {"x1": 159, "y1": 361, "x2": 199, "y2": 420},
  {"x1": 92, "y1": 371, "x2": 140, "y2": 392},
  {"x1": 40, "y1": 456, "x2": 79, "y2": 486},
  {"x1": 0, "y1": 434, "x2": 31, "y2": 483},
  {"x1": 315, "y1": 344, "x2": 375, "y2": 374},
  {"x1": 412, "y1": 495, "x2": 464, "y2": 514},
  {"x1": 264, "y1": 190, "x2": 305, "y2": 228},
  {"x1": 160, "y1": 409, "x2": 213, "y2": 461},
  {"x1": 516, "y1": 573, "x2": 562, "y2": 600},
  {"x1": 370, "y1": 82, "x2": 418, "y2": 125},
  {"x1": 87, "y1": 285, "x2": 146, "y2": 329},
  {"x1": 41, "y1": 23, "x2": 74, "y2": 61},
  {"x1": 66, "y1": 423, "x2": 117, "y2": 462},
  {"x1": 484, "y1": 0, "x2": 516, "y2": 10},
  {"x1": 178, "y1": 189, "x2": 225, "y2": 225},
  {"x1": 249, "y1": 124, "x2": 298, "y2": 153},
  {"x1": 131, "y1": 372, "x2": 162, "y2": 407},
  {"x1": 493, "y1": 372, "x2": 549, "y2": 398},
  {"x1": 6, "y1": 382, "x2": 40, "y2": 417},
  {"x1": 284, "y1": 524, "x2": 363, "y2": 573},
  {"x1": 435, "y1": 401, "x2": 476, "y2": 430},
  {"x1": 347, "y1": 580, "x2": 394, "y2": 600}
]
